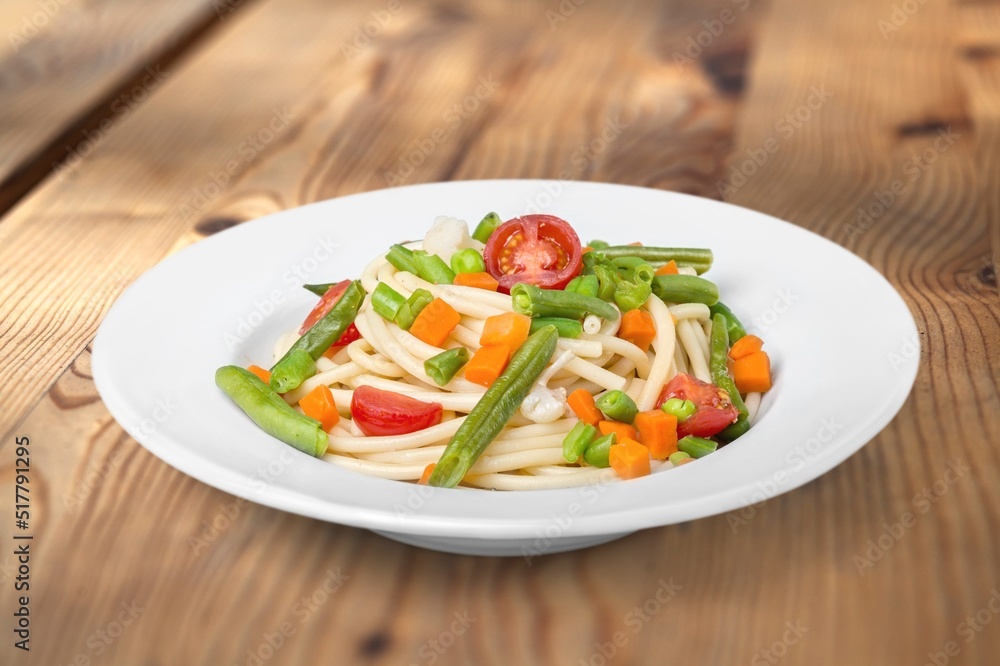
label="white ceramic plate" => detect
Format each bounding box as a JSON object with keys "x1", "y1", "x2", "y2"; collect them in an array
[{"x1": 93, "y1": 180, "x2": 919, "y2": 557}]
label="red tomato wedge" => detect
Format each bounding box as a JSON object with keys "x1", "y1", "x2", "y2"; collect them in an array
[
  {"x1": 482, "y1": 214, "x2": 583, "y2": 293},
  {"x1": 350, "y1": 386, "x2": 443, "y2": 436},
  {"x1": 299, "y1": 280, "x2": 362, "y2": 349},
  {"x1": 656, "y1": 373, "x2": 739, "y2": 438}
]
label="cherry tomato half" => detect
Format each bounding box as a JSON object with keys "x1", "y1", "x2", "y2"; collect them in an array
[
  {"x1": 350, "y1": 386, "x2": 443, "y2": 436},
  {"x1": 656, "y1": 373, "x2": 739, "y2": 438},
  {"x1": 482, "y1": 214, "x2": 583, "y2": 293},
  {"x1": 299, "y1": 280, "x2": 362, "y2": 349}
]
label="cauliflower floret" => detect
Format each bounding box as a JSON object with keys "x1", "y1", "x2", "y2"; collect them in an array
[
  {"x1": 421, "y1": 216, "x2": 484, "y2": 265},
  {"x1": 520, "y1": 385, "x2": 567, "y2": 424}
]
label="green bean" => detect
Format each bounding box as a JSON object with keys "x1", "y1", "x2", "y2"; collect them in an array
[
  {"x1": 450, "y1": 248, "x2": 486, "y2": 275},
  {"x1": 562, "y1": 421, "x2": 598, "y2": 463},
  {"x1": 565, "y1": 274, "x2": 599, "y2": 298},
  {"x1": 587, "y1": 240, "x2": 610, "y2": 250},
  {"x1": 651, "y1": 274, "x2": 719, "y2": 306},
  {"x1": 583, "y1": 433, "x2": 616, "y2": 468},
  {"x1": 216, "y1": 366, "x2": 328, "y2": 457},
  {"x1": 600, "y1": 246, "x2": 713, "y2": 274},
  {"x1": 668, "y1": 451, "x2": 692, "y2": 465},
  {"x1": 709, "y1": 302, "x2": 747, "y2": 343},
  {"x1": 472, "y1": 212, "x2": 502, "y2": 243},
  {"x1": 709, "y1": 313, "x2": 750, "y2": 441},
  {"x1": 611, "y1": 257, "x2": 655, "y2": 286},
  {"x1": 661, "y1": 397, "x2": 696, "y2": 422},
  {"x1": 270, "y1": 280, "x2": 365, "y2": 393},
  {"x1": 428, "y1": 326, "x2": 559, "y2": 487},
  {"x1": 678, "y1": 435, "x2": 717, "y2": 458},
  {"x1": 595, "y1": 390, "x2": 638, "y2": 424},
  {"x1": 424, "y1": 347, "x2": 470, "y2": 386},
  {"x1": 372, "y1": 282, "x2": 406, "y2": 321},
  {"x1": 613, "y1": 279, "x2": 652, "y2": 312},
  {"x1": 394, "y1": 288, "x2": 433, "y2": 330},
  {"x1": 594, "y1": 265, "x2": 619, "y2": 301},
  {"x1": 529, "y1": 317, "x2": 583, "y2": 338},
  {"x1": 412, "y1": 251, "x2": 456, "y2": 284},
  {"x1": 303, "y1": 282, "x2": 333, "y2": 297},
  {"x1": 511, "y1": 283, "x2": 619, "y2": 321},
  {"x1": 386, "y1": 244, "x2": 420, "y2": 274}
]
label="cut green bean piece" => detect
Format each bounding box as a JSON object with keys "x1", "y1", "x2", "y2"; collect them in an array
[
  {"x1": 611, "y1": 257, "x2": 655, "y2": 286},
  {"x1": 583, "y1": 433, "x2": 616, "y2": 468},
  {"x1": 386, "y1": 244, "x2": 420, "y2": 274},
  {"x1": 472, "y1": 212, "x2": 502, "y2": 244},
  {"x1": 668, "y1": 451, "x2": 692, "y2": 465},
  {"x1": 303, "y1": 282, "x2": 333, "y2": 297},
  {"x1": 270, "y1": 280, "x2": 365, "y2": 393},
  {"x1": 412, "y1": 251, "x2": 456, "y2": 284},
  {"x1": 613, "y1": 279, "x2": 652, "y2": 312},
  {"x1": 600, "y1": 246, "x2": 713, "y2": 274},
  {"x1": 394, "y1": 288, "x2": 434, "y2": 330},
  {"x1": 372, "y1": 282, "x2": 406, "y2": 321},
  {"x1": 562, "y1": 421, "x2": 598, "y2": 463},
  {"x1": 710, "y1": 312, "x2": 750, "y2": 441},
  {"x1": 661, "y1": 398, "x2": 696, "y2": 422},
  {"x1": 424, "y1": 347, "x2": 470, "y2": 386},
  {"x1": 216, "y1": 366, "x2": 328, "y2": 457},
  {"x1": 511, "y1": 283, "x2": 619, "y2": 321},
  {"x1": 565, "y1": 274, "x2": 599, "y2": 298},
  {"x1": 429, "y1": 326, "x2": 559, "y2": 487},
  {"x1": 530, "y1": 317, "x2": 583, "y2": 338},
  {"x1": 595, "y1": 390, "x2": 638, "y2": 424},
  {"x1": 709, "y1": 302, "x2": 747, "y2": 343},
  {"x1": 678, "y1": 435, "x2": 717, "y2": 458},
  {"x1": 450, "y1": 248, "x2": 486, "y2": 275},
  {"x1": 587, "y1": 240, "x2": 610, "y2": 250},
  {"x1": 651, "y1": 274, "x2": 719, "y2": 306}
]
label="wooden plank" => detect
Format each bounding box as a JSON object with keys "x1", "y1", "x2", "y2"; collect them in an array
[{"x1": 0, "y1": 0, "x2": 226, "y2": 211}]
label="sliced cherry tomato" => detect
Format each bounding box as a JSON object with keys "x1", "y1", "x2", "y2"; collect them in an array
[
  {"x1": 656, "y1": 373, "x2": 739, "y2": 438},
  {"x1": 482, "y1": 214, "x2": 583, "y2": 293},
  {"x1": 350, "y1": 386, "x2": 443, "y2": 436},
  {"x1": 299, "y1": 279, "x2": 362, "y2": 349}
]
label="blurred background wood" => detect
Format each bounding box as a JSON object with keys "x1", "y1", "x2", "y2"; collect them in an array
[{"x1": 0, "y1": 0, "x2": 997, "y2": 664}]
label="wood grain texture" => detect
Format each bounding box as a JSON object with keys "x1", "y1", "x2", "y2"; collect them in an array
[
  {"x1": 1, "y1": 0, "x2": 999, "y2": 664},
  {"x1": 0, "y1": 0, "x2": 226, "y2": 211}
]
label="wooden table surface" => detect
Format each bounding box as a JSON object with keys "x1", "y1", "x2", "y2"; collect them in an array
[{"x1": 2, "y1": 0, "x2": 998, "y2": 664}]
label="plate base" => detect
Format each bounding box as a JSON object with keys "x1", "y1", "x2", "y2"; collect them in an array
[{"x1": 371, "y1": 529, "x2": 634, "y2": 557}]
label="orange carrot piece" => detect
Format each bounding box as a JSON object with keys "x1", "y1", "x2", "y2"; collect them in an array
[
  {"x1": 299, "y1": 384, "x2": 340, "y2": 432},
  {"x1": 453, "y1": 271, "x2": 500, "y2": 291},
  {"x1": 729, "y1": 334, "x2": 764, "y2": 360},
  {"x1": 634, "y1": 410, "x2": 678, "y2": 460},
  {"x1": 418, "y1": 463, "x2": 435, "y2": 485},
  {"x1": 598, "y1": 420, "x2": 638, "y2": 442},
  {"x1": 654, "y1": 260, "x2": 679, "y2": 276},
  {"x1": 463, "y1": 344, "x2": 510, "y2": 387},
  {"x1": 628, "y1": 241, "x2": 644, "y2": 247},
  {"x1": 609, "y1": 438, "x2": 651, "y2": 480},
  {"x1": 409, "y1": 298, "x2": 461, "y2": 347},
  {"x1": 618, "y1": 309, "x2": 657, "y2": 352},
  {"x1": 733, "y1": 350, "x2": 772, "y2": 393},
  {"x1": 480, "y1": 312, "x2": 532, "y2": 350},
  {"x1": 247, "y1": 365, "x2": 271, "y2": 383},
  {"x1": 567, "y1": 389, "x2": 603, "y2": 426},
  {"x1": 581, "y1": 245, "x2": 594, "y2": 254}
]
